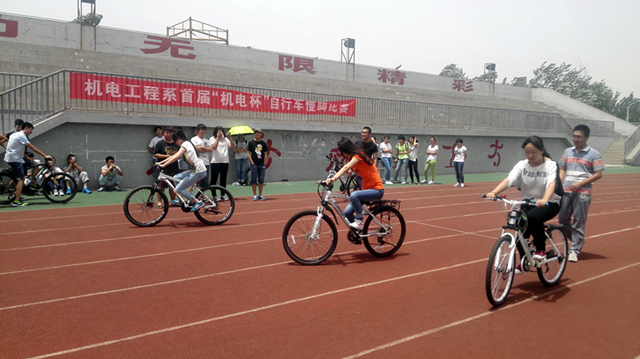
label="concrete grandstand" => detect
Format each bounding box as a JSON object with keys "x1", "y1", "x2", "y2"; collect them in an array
[{"x1": 1, "y1": 13, "x2": 638, "y2": 188}]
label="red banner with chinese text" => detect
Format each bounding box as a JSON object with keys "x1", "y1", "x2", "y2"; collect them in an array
[{"x1": 69, "y1": 72, "x2": 356, "y2": 116}]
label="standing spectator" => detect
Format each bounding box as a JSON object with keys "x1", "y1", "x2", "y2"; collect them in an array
[
  {"x1": 209, "y1": 126, "x2": 235, "y2": 199},
  {"x1": 148, "y1": 126, "x2": 163, "y2": 155},
  {"x1": 247, "y1": 128, "x2": 270, "y2": 201},
  {"x1": 453, "y1": 138, "x2": 467, "y2": 187},
  {"x1": 191, "y1": 124, "x2": 212, "y2": 189},
  {"x1": 157, "y1": 130, "x2": 207, "y2": 211},
  {"x1": 407, "y1": 136, "x2": 420, "y2": 184},
  {"x1": 98, "y1": 156, "x2": 124, "y2": 192},
  {"x1": 360, "y1": 126, "x2": 378, "y2": 166},
  {"x1": 64, "y1": 154, "x2": 91, "y2": 194},
  {"x1": 153, "y1": 126, "x2": 180, "y2": 204},
  {"x1": 394, "y1": 135, "x2": 409, "y2": 184},
  {"x1": 379, "y1": 136, "x2": 393, "y2": 185},
  {"x1": 233, "y1": 134, "x2": 248, "y2": 186},
  {"x1": 558, "y1": 124, "x2": 605, "y2": 262},
  {"x1": 5, "y1": 119, "x2": 24, "y2": 138},
  {"x1": 3, "y1": 122, "x2": 52, "y2": 206},
  {"x1": 422, "y1": 137, "x2": 438, "y2": 184}
]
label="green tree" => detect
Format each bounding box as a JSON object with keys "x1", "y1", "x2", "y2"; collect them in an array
[
  {"x1": 473, "y1": 71, "x2": 497, "y2": 83},
  {"x1": 439, "y1": 64, "x2": 467, "y2": 79},
  {"x1": 613, "y1": 94, "x2": 640, "y2": 122},
  {"x1": 71, "y1": 13, "x2": 103, "y2": 26}
]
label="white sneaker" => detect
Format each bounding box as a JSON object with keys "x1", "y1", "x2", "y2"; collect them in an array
[
  {"x1": 231, "y1": 182, "x2": 240, "y2": 186},
  {"x1": 427, "y1": 180, "x2": 434, "y2": 185},
  {"x1": 401, "y1": 181, "x2": 407, "y2": 184},
  {"x1": 385, "y1": 181, "x2": 393, "y2": 185},
  {"x1": 420, "y1": 179, "x2": 427, "y2": 184},
  {"x1": 568, "y1": 251, "x2": 578, "y2": 262},
  {"x1": 454, "y1": 183, "x2": 460, "y2": 187},
  {"x1": 461, "y1": 183, "x2": 465, "y2": 188},
  {"x1": 56, "y1": 189, "x2": 63, "y2": 196},
  {"x1": 349, "y1": 219, "x2": 364, "y2": 230}
]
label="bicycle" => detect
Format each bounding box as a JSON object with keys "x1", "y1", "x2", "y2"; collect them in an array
[
  {"x1": 484, "y1": 195, "x2": 568, "y2": 307},
  {"x1": 325, "y1": 155, "x2": 360, "y2": 197},
  {"x1": 0, "y1": 158, "x2": 78, "y2": 205},
  {"x1": 282, "y1": 181, "x2": 406, "y2": 265},
  {"x1": 123, "y1": 168, "x2": 234, "y2": 227}
]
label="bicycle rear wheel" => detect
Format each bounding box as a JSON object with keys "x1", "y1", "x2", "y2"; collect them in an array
[
  {"x1": 124, "y1": 185, "x2": 168, "y2": 227},
  {"x1": 486, "y1": 235, "x2": 515, "y2": 307},
  {"x1": 362, "y1": 206, "x2": 405, "y2": 257},
  {"x1": 282, "y1": 210, "x2": 338, "y2": 265},
  {"x1": 537, "y1": 226, "x2": 568, "y2": 286},
  {"x1": 0, "y1": 173, "x2": 17, "y2": 204},
  {"x1": 42, "y1": 173, "x2": 77, "y2": 203},
  {"x1": 194, "y1": 185, "x2": 235, "y2": 225}
]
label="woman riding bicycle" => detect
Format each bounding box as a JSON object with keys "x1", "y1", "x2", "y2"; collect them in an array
[
  {"x1": 325, "y1": 137, "x2": 384, "y2": 230},
  {"x1": 486, "y1": 136, "x2": 561, "y2": 273},
  {"x1": 158, "y1": 130, "x2": 207, "y2": 212}
]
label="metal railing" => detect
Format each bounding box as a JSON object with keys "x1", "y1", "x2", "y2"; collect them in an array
[
  {"x1": 1, "y1": 69, "x2": 590, "y2": 137},
  {"x1": 0, "y1": 72, "x2": 42, "y2": 93}
]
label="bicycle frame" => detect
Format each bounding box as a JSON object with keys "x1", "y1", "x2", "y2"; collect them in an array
[
  {"x1": 492, "y1": 198, "x2": 562, "y2": 272},
  {"x1": 155, "y1": 171, "x2": 207, "y2": 207},
  {"x1": 314, "y1": 184, "x2": 391, "y2": 240}
]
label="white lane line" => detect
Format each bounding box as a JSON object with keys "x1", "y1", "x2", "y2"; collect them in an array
[
  {"x1": 342, "y1": 260, "x2": 640, "y2": 359},
  {"x1": 24, "y1": 259, "x2": 640, "y2": 359},
  {"x1": 23, "y1": 258, "x2": 488, "y2": 359}
]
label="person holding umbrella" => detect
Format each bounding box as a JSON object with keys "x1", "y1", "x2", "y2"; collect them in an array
[{"x1": 228, "y1": 125, "x2": 254, "y2": 186}]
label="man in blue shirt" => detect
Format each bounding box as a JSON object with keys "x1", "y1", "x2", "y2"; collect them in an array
[{"x1": 3, "y1": 122, "x2": 51, "y2": 207}]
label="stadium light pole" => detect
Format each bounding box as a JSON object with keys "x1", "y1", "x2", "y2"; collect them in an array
[{"x1": 627, "y1": 99, "x2": 640, "y2": 122}]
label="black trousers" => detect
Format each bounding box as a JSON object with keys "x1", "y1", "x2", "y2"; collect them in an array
[
  {"x1": 518, "y1": 202, "x2": 561, "y2": 256},
  {"x1": 408, "y1": 160, "x2": 420, "y2": 183}
]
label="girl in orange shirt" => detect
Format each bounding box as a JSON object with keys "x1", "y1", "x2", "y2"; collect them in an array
[{"x1": 326, "y1": 138, "x2": 384, "y2": 230}]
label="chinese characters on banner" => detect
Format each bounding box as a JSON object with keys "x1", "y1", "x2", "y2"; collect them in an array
[
  {"x1": 377, "y1": 69, "x2": 407, "y2": 85},
  {"x1": 69, "y1": 73, "x2": 357, "y2": 117},
  {"x1": 452, "y1": 79, "x2": 474, "y2": 92},
  {"x1": 278, "y1": 55, "x2": 317, "y2": 75},
  {"x1": 488, "y1": 139, "x2": 503, "y2": 166}
]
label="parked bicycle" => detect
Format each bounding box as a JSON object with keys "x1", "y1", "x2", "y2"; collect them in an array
[
  {"x1": 282, "y1": 182, "x2": 405, "y2": 265},
  {"x1": 123, "y1": 167, "x2": 234, "y2": 227},
  {"x1": 0, "y1": 158, "x2": 77, "y2": 205},
  {"x1": 484, "y1": 195, "x2": 568, "y2": 307},
  {"x1": 325, "y1": 155, "x2": 360, "y2": 197}
]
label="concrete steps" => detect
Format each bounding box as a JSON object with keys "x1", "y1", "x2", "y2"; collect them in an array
[{"x1": 602, "y1": 136, "x2": 627, "y2": 165}]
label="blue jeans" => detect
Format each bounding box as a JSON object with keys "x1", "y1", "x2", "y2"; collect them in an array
[
  {"x1": 250, "y1": 164, "x2": 266, "y2": 185},
  {"x1": 174, "y1": 170, "x2": 207, "y2": 201},
  {"x1": 454, "y1": 161, "x2": 464, "y2": 184},
  {"x1": 235, "y1": 158, "x2": 248, "y2": 182},
  {"x1": 381, "y1": 157, "x2": 392, "y2": 181},
  {"x1": 345, "y1": 189, "x2": 384, "y2": 222},
  {"x1": 394, "y1": 158, "x2": 408, "y2": 182}
]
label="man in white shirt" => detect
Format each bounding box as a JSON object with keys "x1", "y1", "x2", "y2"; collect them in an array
[{"x1": 3, "y1": 122, "x2": 52, "y2": 206}]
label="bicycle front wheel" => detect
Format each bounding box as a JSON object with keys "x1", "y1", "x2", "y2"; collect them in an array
[
  {"x1": 194, "y1": 185, "x2": 235, "y2": 225},
  {"x1": 282, "y1": 210, "x2": 338, "y2": 265},
  {"x1": 537, "y1": 226, "x2": 568, "y2": 287},
  {"x1": 42, "y1": 172, "x2": 77, "y2": 203},
  {"x1": 486, "y1": 235, "x2": 516, "y2": 307},
  {"x1": 124, "y1": 185, "x2": 168, "y2": 227},
  {"x1": 0, "y1": 173, "x2": 17, "y2": 204},
  {"x1": 345, "y1": 176, "x2": 360, "y2": 196},
  {"x1": 362, "y1": 206, "x2": 406, "y2": 257}
]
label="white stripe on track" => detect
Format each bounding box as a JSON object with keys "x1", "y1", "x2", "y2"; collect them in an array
[{"x1": 341, "y1": 261, "x2": 640, "y2": 359}]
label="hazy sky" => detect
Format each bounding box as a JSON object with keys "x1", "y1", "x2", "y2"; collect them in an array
[{"x1": 3, "y1": 0, "x2": 639, "y2": 97}]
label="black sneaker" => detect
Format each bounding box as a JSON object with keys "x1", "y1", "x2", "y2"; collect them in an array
[{"x1": 12, "y1": 199, "x2": 29, "y2": 207}]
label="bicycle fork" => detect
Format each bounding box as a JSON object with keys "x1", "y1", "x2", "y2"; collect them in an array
[{"x1": 310, "y1": 206, "x2": 325, "y2": 239}]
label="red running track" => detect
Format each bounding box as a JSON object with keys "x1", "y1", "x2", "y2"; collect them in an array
[{"x1": 1, "y1": 173, "x2": 639, "y2": 358}]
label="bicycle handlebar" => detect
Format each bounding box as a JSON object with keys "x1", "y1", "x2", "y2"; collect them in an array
[{"x1": 482, "y1": 194, "x2": 545, "y2": 206}]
